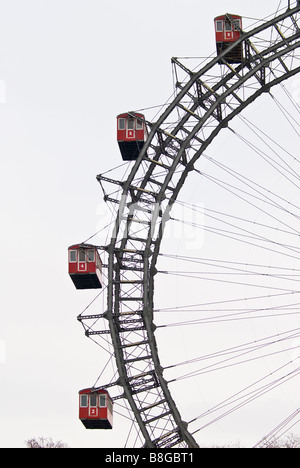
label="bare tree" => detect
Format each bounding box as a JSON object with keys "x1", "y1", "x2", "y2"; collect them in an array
[
  {"x1": 26, "y1": 437, "x2": 68, "y2": 448},
  {"x1": 264, "y1": 433, "x2": 300, "y2": 448}
]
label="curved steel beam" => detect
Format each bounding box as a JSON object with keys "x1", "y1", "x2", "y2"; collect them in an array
[{"x1": 93, "y1": 4, "x2": 300, "y2": 448}]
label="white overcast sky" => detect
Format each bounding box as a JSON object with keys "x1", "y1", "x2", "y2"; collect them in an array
[{"x1": 0, "y1": 0, "x2": 298, "y2": 449}]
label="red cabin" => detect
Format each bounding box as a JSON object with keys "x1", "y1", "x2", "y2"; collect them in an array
[
  {"x1": 68, "y1": 244, "x2": 103, "y2": 290},
  {"x1": 79, "y1": 388, "x2": 113, "y2": 429},
  {"x1": 117, "y1": 112, "x2": 146, "y2": 161},
  {"x1": 215, "y1": 14, "x2": 243, "y2": 63}
]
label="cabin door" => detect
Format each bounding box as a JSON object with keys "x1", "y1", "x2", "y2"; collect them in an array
[
  {"x1": 88, "y1": 394, "x2": 99, "y2": 418},
  {"x1": 126, "y1": 118, "x2": 135, "y2": 139},
  {"x1": 78, "y1": 250, "x2": 87, "y2": 272},
  {"x1": 225, "y1": 20, "x2": 233, "y2": 40}
]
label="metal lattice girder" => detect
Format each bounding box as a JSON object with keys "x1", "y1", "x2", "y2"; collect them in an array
[{"x1": 81, "y1": 4, "x2": 300, "y2": 448}]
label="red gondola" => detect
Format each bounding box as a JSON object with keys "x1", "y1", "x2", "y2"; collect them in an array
[
  {"x1": 68, "y1": 244, "x2": 103, "y2": 290},
  {"x1": 117, "y1": 112, "x2": 146, "y2": 161},
  {"x1": 214, "y1": 14, "x2": 244, "y2": 63},
  {"x1": 79, "y1": 388, "x2": 113, "y2": 429}
]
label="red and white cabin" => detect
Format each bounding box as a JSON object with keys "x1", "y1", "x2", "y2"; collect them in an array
[
  {"x1": 117, "y1": 112, "x2": 146, "y2": 161},
  {"x1": 79, "y1": 388, "x2": 113, "y2": 429},
  {"x1": 214, "y1": 14, "x2": 243, "y2": 63},
  {"x1": 68, "y1": 244, "x2": 103, "y2": 290}
]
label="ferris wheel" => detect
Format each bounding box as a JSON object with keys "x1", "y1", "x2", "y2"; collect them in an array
[{"x1": 69, "y1": 2, "x2": 300, "y2": 448}]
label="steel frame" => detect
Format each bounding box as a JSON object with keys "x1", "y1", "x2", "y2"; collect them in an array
[{"x1": 79, "y1": 4, "x2": 300, "y2": 448}]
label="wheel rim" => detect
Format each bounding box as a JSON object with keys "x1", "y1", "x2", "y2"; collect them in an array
[{"x1": 78, "y1": 4, "x2": 300, "y2": 448}]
